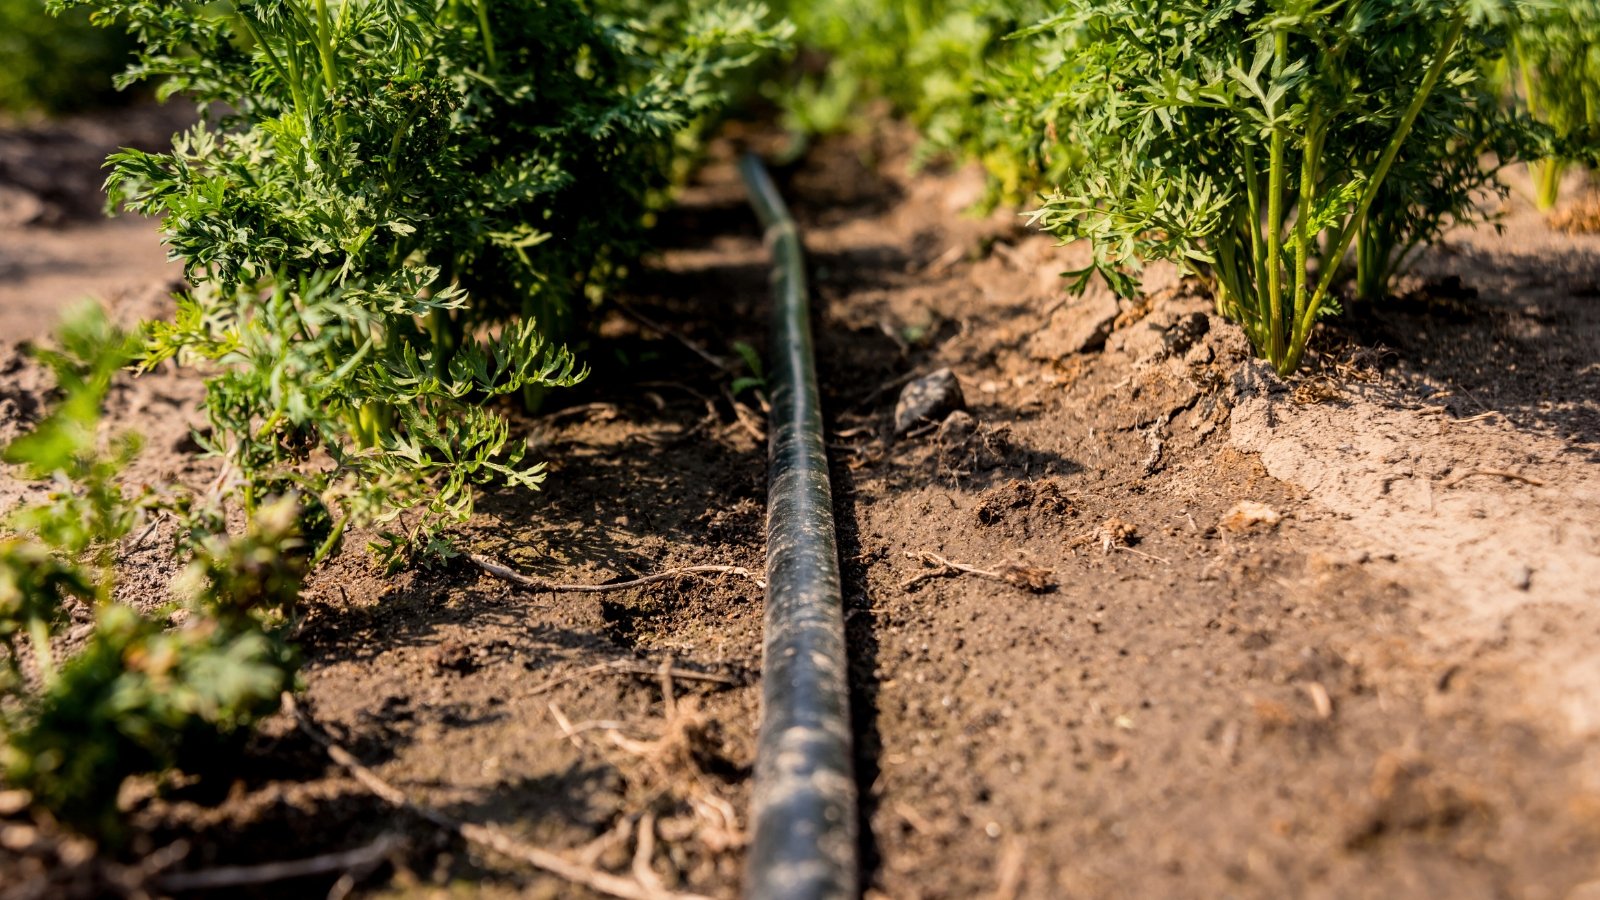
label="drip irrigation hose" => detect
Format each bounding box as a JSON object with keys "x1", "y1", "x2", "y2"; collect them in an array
[{"x1": 739, "y1": 154, "x2": 859, "y2": 900}]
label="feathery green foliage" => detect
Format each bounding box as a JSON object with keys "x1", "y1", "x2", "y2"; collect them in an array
[
  {"x1": 776, "y1": 0, "x2": 1065, "y2": 202},
  {"x1": 0, "y1": 306, "x2": 301, "y2": 839},
  {"x1": 0, "y1": 0, "x2": 789, "y2": 840},
  {"x1": 1026, "y1": 0, "x2": 1542, "y2": 375},
  {"x1": 1509, "y1": 0, "x2": 1600, "y2": 208},
  {"x1": 54, "y1": 0, "x2": 786, "y2": 564}
]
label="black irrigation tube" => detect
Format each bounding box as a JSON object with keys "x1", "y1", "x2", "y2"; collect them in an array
[{"x1": 739, "y1": 154, "x2": 859, "y2": 900}]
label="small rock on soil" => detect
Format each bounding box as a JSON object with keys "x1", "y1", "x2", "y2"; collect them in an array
[{"x1": 895, "y1": 367, "x2": 966, "y2": 435}]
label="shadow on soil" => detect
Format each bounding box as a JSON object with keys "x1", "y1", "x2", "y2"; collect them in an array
[
  {"x1": 136, "y1": 761, "x2": 623, "y2": 898},
  {"x1": 649, "y1": 196, "x2": 764, "y2": 253},
  {"x1": 1341, "y1": 242, "x2": 1600, "y2": 449},
  {"x1": 815, "y1": 272, "x2": 1082, "y2": 496},
  {"x1": 831, "y1": 459, "x2": 886, "y2": 892}
]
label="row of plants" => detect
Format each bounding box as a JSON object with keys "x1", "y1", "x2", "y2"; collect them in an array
[
  {"x1": 782, "y1": 0, "x2": 1600, "y2": 373},
  {"x1": 4, "y1": 0, "x2": 1598, "y2": 851},
  {"x1": 767, "y1": 0, "x2": 1065, "y2": 201},
  {"x1": 1, "y1": 0, "x2": 787, "y2": 846},
  {"x1": 1509, "y1": 0, "x2": 1600, "y2": 209}
]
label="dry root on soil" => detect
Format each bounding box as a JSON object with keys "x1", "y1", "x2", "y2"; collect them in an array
[
  {"x1": 547, "y1": 658, "x2": 747, "y2": 875},
  {"x1": 900, "y1": 551, "x2": 1056, "y2": 593},
  {"x1": 1437, "y1": 468, "x2": 1546, "y2": 489},
  {"x1": 286, "y1": 693, "x2": 717, "y2": 900},
  {"x1": 469, "y1": 554, "x2": 765, "y2": 594}
]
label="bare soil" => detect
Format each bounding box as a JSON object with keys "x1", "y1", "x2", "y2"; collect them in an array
[
  {"x1": 3, "y1": 113, "x2": 1600, "y2": 899},
  {"x1": 0, "y1": 103, "x2": 190, "y2": 343}
]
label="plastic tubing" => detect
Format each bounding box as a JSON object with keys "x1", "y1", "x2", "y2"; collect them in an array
[{"x1": 739, "y1": 153, "x2": 859, "y2": 900}]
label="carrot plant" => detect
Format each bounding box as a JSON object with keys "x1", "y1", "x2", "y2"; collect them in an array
[
  {"x1": 55, "y1": 0, "x2": 786, "y2": 564},
  {"x1": 774, "y1": 0, "x2": 1064, "y2": 203},
  {"x1": 1509, "y1": 0, "x2": 1600, "y2": 209},
  {"x1": 1, "y1": 306, "x2": 301, "y2": 839},
  {"x1": 1027, "y1": 0, "x2": 1539, "y2": 375}
]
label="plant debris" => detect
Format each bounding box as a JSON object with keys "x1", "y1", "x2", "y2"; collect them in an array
[{"x1": 900, "y1": 551, "x2": 1056, "y2": 593}]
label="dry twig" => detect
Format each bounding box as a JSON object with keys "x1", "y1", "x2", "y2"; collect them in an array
[
  {"x1": 549, "y1": 651, "x2": 745, "y2": 854},
  {"x1": 154, "y1": 835, "x2": 401, "y2": 892},
  {"x1": 720, "y1": 382, "x2": 767, "y2": 443},
  {"x1": 286, "y1": 694, "x2": 713, "y2": 900},
  {"x1": 991, "y1": 837, "x2": 1028, "y2": 900},
  {"x1": 900, "y1": 551, "x2": 1055, "y2": 593},
  {"x1": 469, "y1": 554, "x2": 764, "y2": 593},
  {"x1": 1113, "y1": 545, "x2": 1173, "y2": 565},
  {"x1": 923, "y1": 244, "x2": 965, "y2": 275},
  {"x1": 1438, "y1": 468, "x2": 1546, "y2": 489},
  {"x1": 615, "y1": 302, "x2": 733, "y2": 374},
  {"x1": 526, "y1": 659, "x2": 742, "y2": 700},
  {"x1": 540, "y1": 402, "x2": 622, "y2": 423}
]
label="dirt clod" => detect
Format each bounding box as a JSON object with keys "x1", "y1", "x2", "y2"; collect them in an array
[
  {"x1": 1093, "y1": 517, "x2": 1139, "y2": 551},
  {"x1": 1161, "y1": 311, "x2": 1211, "y2": 356},
  {"x1": 1219, "y1": 501, "x2": 1283, "y2": 533},
  {"x1": 936, "y1": 409, "x2": 977, "y2": 444},
  {"x1": 1027, "y1": 288, "x2": 1121, "y2": 359},
  {"x1": 430, "y1": 639, "x2": 477, "y2": 674}
]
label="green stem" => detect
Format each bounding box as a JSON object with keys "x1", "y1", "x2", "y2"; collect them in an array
[
  {"x1": 313, "y1": 0, "x2": 346, "y2": 140},
  {"x1": 239, "y1": 14, "x2": 306, "y2": 126},
  {"x1": 1241, "y1": 140, "x2": 1267, "y2": 323},
  {"x1": 313, "y1": 0, "x2": 339, "y2": 94},
  {"x1": 1284, "y1": 14, "x2": 1467, "y2": 374},
  {"x1": 356, "y1": 404, "x2": 381, "y2": 448},
  {"x1": 28, "y1": 616, "x2": 55, "y2": 685},
  {"x1": 1516, "y1": 33, "x2": 1562, "y2": 212},
  {"x1": 386, "y1": 107, "x2": 424, "y2": 177},
  {"x1": 475, "y1": 0, "x2": 497, "y2": 71},
  {"x1": 1264, "y1": 29, "x2": 1290, "y2": 367},
  {"x1": 427, "y1": 308, "x2": 457, "y2": 378},
  {"x1": 1215, "y1": 231, "x2": 1238, "y2": 319},
  {"x1": 330, "y1": 337, "x2": 373, "y2": 385},
  {"x1": 1534, "y1": 159, "x2": 1566, "y2": 210},
  {"x1": 1513, "y1": 33, "x2": 1542, "y2": 122},
  {"x1": 1355, "y1": 220, "x2": 1371, "y2": 300},
  {"x1": 310, "y1": 514, "x2": 349, "y2": 567},
  {"x1": 1291, "y1": 106, "x2": 1320, "y2": 338}
]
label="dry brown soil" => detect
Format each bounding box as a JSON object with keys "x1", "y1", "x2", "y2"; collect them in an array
[{"x1": 3, "y1": 114, "x2": 1600, "y2": 899}]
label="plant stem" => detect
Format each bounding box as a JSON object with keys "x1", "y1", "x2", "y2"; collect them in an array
[
  {"x1": 28, "y1": 616, "x2": 55, "y2": 685},
  {"x1": 1512, "y1": 32, "x2": 1563, "y2": 211},
  {"x1": 239, "y1": 14, "x2": 307, "y2": 128},
  {"x1": 312, "y1": 0, "x2": 339, "y2": 95},
  {"x1": 1284, "y1": 14, "x2": 1466, "y2": 374},
  {"x1": 1291, "y1": 106, "x2": 1319, "y2": 346},
  {"x1": 313, "y1": 0, "x2": 348, "y2": 142},
  {"x1": 1534, "y1": 159, "x2": 1566, "y2": 210},
  {"x1": 1264, "y1": 29, "x2": 1289, "y2": 367},
  {"x1": 475, "y1": 0, "x2": 497, "y2": 71},
  {"x1": 1240, "y1": 140, "x2": 1267, "y2": 320},
  {"x1": 310, "y1": 514, "x2": 349, "y2": 567}
]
